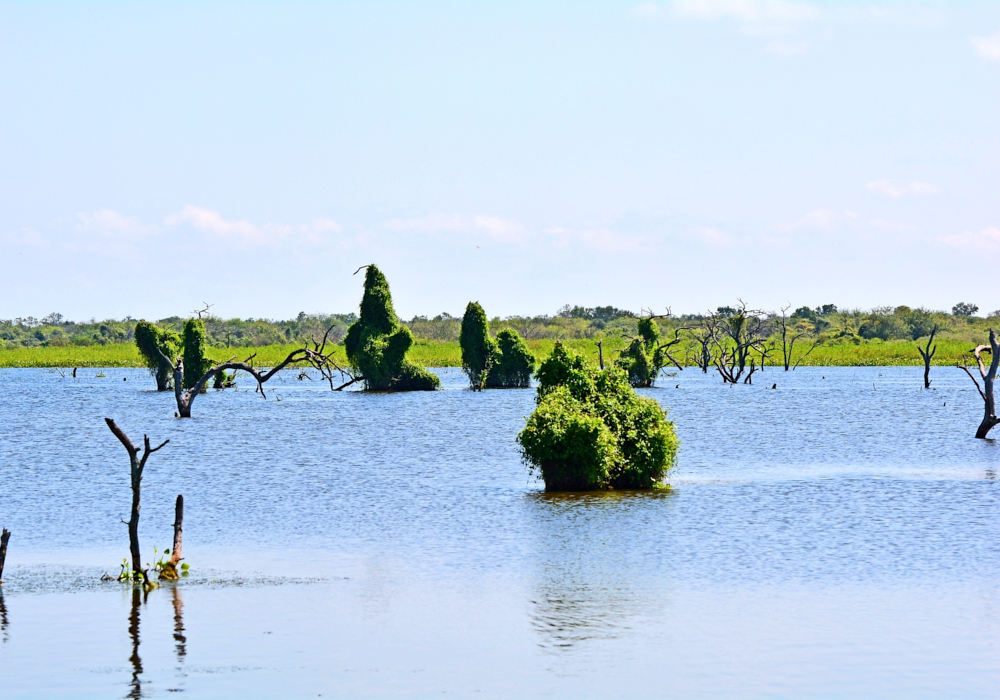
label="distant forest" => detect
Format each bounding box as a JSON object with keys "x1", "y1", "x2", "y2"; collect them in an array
[{"x1": 0, "y1": 302, "x2": 992, "y2": 352}]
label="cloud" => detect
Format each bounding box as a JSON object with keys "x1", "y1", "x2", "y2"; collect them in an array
[
  {"x1": 865, "y1": 180, "x2": 940, "y2": 199},
  {"x1": 779, "y1": 208, "x2": 836, "y2": 232},
  {"x1": 692, "y1": 226, "x2": 732, "y2": 245},
  {"x1": 166, "y1": 205, "x2": 258, "y2": 240},
  {"x1": 76, "y1": 209, "x2": 155, "y2": 236},
  {"x1": 384, "y1": 214, "x2": 469, "y2": 233},
  {"x1": 972, "y1": 31, "x2": 1000, "y2": 62},
  {"x1": 938, "y1": 227, "x2": 1000, "y2": 252},
  {"x1": 671, "y1": 0, "x2": 821, "y2": 24}
]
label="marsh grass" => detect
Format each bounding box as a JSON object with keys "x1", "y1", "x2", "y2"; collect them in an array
[{"x1": 0, "y1": 336, "x2": 977, "y2": 369}]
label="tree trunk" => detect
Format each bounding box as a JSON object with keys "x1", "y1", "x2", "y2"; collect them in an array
[
  {"x1": 0, "y1": 529, "x2": 10, "y2": 582},
  {"x1": 128, "y1": 455, "x2": 143, "y2": 579},
  {"x1": 155, "y1": 363, "x2": 171, "y2": 391},
  {"x1": 170, "y1": 495, "x2": 183, "y2": 566},
  {"x1": 976, "y1": 370, "x2": 999, "y2": 438}
]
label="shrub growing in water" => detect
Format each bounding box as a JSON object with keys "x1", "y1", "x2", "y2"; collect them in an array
[
  {"x1": 518, "y1": 342, "x2": 678, "y2": 491},
  {"x1": 344, "y1": 265, "x2": 439, "y2": 391},
  {"x1": 459, "y1": 302, "x2": 498, "y2": 390},
  {"x1": 134, "y1": 320, "x2": 179, "y2": 391},
  {"x1": 182, "y1": 319, "x2": 214, "y2": 389},
  {"x1": 486, "y1": 329, "x2": 535, "y2": 388},
  {"x1": 616, "y1": 318, "x2": 668, "y2": 388}
]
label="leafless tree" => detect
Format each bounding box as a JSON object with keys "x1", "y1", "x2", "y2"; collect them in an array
[
  {"x1": 917, "y1": 326, "x2": 938, "y2": 389},
  {"x1": 706, "y1": 301, "x2": 769, "y2": 384},
  {"x1": 0, "y1": 529, "x2": 9, "y2": 583},
  {"x1": 105, "y1": 418, "x2": 169, "y2": 582},
  {"x1": 776, "y1": 304, "x2": 814, "y2": 371},
  {"x1": 958, "y1": 330, "x2": 1000, "y2": 439},
  {"x1": 686, "y1": 326, "x2": 714, "y2": 373},
  {"x1": 159, "y1": 326, "x2": 354, "y2": 417}
]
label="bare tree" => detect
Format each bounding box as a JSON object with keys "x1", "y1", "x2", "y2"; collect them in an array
[
  {"x1": 686, "y1": 326, "x2": 713, "y2": 373},
  {"x1": 706, "y1": 301, "x2": 769, "y2": 384},
  {"x1": 776, "y1": 305, "x2": 814, "y2": 371},
  {"x1": 0, "y1": 529, "x2": 9, "y2": 583},
  {"x1": 958, "y1": 330, "x2": 1000, "y2": 439},
  {"x1": 917, "y1": 326, "x2": 938, "y2": 389},
  {"x1": 105, "y1": 418, "x2": 169, "y2": 582},
  {"x1": 160, "y1": 326, "x2": 354, "y2": 417}
]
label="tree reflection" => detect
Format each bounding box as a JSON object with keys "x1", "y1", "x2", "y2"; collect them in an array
[
  {"x1": 172, "y1": 585, "x2": 186, "y2": 664},
  {"x1": 127, "y1": 587, "x2": 144, "y2": 699},
  {"x1": 0, "y1": 588, "x2": 9, "y2": 644}
]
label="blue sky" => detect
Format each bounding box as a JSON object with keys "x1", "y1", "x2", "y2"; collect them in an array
[{"x1": 1, "y1": 1, "x2": 998, "y2": 320}]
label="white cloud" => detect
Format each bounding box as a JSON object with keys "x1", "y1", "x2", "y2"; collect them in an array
[
  {"x1": 671, "y1": 0, "x2": 821, "y2": 24},
  {"x1": 384, "y1": 214, "x2": 469, "y2": 233},
  {"x1": 972, "y1": 31, "x2": 1000, "y2": 62},
  {"x1": 166, "y1": 205, "x2": 259, "y2": 240},
  {"x1": 938, "y1": 227, "x2": 1000, "y2": 252},
  {"x1": 76, "y1": 209, "x2": 155, "y2": 236},
  {"x1": 780, "y1": 208, "x2": 836, "y2": 231},
  {"x1": 693, "y1": 226, "x2": 732, "y2": 245},
  {"x1": 865, "y1": 179, "x2": 940, "y2": 199}
]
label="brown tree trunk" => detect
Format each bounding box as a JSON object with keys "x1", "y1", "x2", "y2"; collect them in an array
[
  {"x1": 170, "y1": 495, "x2": 183, "y2": 566},
  {"x1": 0, "y1": 529, "x2": 10, "y2": 582},
  {"x1": 960, "y1": 330, "x2": 1000, "y2": 439}
]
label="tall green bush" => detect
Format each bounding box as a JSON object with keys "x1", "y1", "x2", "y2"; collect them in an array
[
  {"x1": 518, "y1": 342, "x2": 678, "y2": 491},
  {"x1": 459, "y1": 302, "x2": 498, "y2": 390},
  {"x1": 182, "y1": 319, "x2": 213, "y2": 389},
  {"x1": 344, "y1": 265, "x2": 439, "y2": 391},
  {"x1": 134, "y1": 321, "x2": 178, "y2": 391},
  {"x1": 616, "y1": 318, "x2": 668, "y2": 388},
  {"x1": 486, "y1": 329, "x2": 535, "y2": 388}
]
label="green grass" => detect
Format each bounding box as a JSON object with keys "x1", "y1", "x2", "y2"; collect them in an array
[{"x1": 0, "y1": 336, "x2": 980, "y2": 369}]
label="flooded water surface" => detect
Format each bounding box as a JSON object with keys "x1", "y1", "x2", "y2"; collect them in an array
[{"x1": 0, "y1": 366, "x2": 998, "y2": 698}]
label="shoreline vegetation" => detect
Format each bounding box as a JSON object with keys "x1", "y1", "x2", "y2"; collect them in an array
[{"x1": 0, "y1": 303, "x2": 992, "y2": 369}]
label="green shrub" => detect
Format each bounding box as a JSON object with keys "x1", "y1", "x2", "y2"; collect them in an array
[
  {"x1": 459, "y1": 302, "x2": 498, "y2": 390},
  {"x1": 135, "y1": 320, "x2": 179, "y2": 391},
  {"x1": 615, "y1": 317, "x2": 668, "y2": 387},
  {"x1": 182, "y1": 319, "x2": 213, "y2": 389},
  {"x1": 486, "y1": 329, "x2": 535, "y2": 388},
  {"x1": 344, "y1": 265, "x2": 439, "y2": 391},
  {"x1": 518, "y1": 342, "x2": 678, "y2": 491}
]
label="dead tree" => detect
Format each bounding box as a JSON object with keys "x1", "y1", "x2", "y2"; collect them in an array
[
  {"x1": 105, "y1": 418, "x2": 169, "y2": 581},
  {"x1": 158, "y1": 495, "x2": 185, "y2": 580},
  {"x1": 917, "y1": 327, "x2": 938, "y2": 389},
  {"x1": 776, "y1": 305, "x2": 814, "y2": 371},
  {"x1": 958, "y1": 330, "x2": 1000, "y2": 438},
  {"x1": 686, "y1": 326, "x2": 713, "y2": 373},
  {"x1": 159, "y1": 326, "x2": 354, "y2": 417},
  {"x1": 0, "y1": 529, "x2": 9, "y2": 583},
  {"x1": 706, "y1": 301, "x2": 769, "y2": 384}
]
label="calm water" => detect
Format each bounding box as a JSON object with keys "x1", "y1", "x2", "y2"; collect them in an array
[{"x1": 0, "y1": 366, "x2": 997, "y2": 698}]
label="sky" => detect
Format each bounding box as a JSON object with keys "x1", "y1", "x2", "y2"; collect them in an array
[{"x1": 1, "y1": 0, "x2": 998, "y2": 321}]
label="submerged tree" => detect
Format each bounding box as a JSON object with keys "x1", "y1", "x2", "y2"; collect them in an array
[
  {"x1": 344, "y1": 265, "x2": 439, "y2": 391},
  {"x1": 518, "y1": 343, "x2": 678, "y2": 491},
  {"x1": 181, "y1": 319, "x2": 213, "y2": 389},
  {"x1": 705, "y1": 301, "x2": 769, "y2": 384},
  {"x1": 486, "y1": 329, "x2": 535, "y2": 388},
  {"x1": 105, "y1": 418, "x2": 169, "y2": 583},
  {"x1": 459, "y1": 302, "x2": 535, "y2": 389},
  {"x1": 917, "y1": 326, "x2": 939, "y2": 389},
  {"x1": 135, "y1": 321, "x2": 179, "y2": 391},
  {"x1": 459, "y1": 302, "x2": 498, "y2": 390},
  {"x1": 615, "y1": 315, "x2": 685, "y2": 388},
  {"x1": 959, "y1": 330, "x2": 1000, "y2": 439}
]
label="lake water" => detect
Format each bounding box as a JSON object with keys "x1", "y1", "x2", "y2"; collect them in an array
[{"x1": 0, "y1": 365, "x2": 997, "y2": 699}]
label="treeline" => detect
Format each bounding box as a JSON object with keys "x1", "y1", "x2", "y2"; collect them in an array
[{"x1": 0, "y1": 301, "x2": 991, "y2": 352}]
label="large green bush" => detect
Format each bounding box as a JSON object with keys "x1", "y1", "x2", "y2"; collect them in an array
[
  {"x1": 344, "y1": 265, "x2": 439, "y2": 391},
  {"x1": 134, "y1": 320, "x2": 178, "y2": 391},
  {"x1": 486, "y1": 329, "x2": 535, "y2": 388},
  {"x1": 518, "y1": 342, "x2": 678, "y2": 491},
  {"x1": 459, "y1": 302, "x2": 498, "y2": 390}
]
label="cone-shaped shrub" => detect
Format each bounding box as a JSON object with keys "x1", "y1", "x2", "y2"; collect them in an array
[
  {"x1": 135, "y1": 320, "x2": 179, "y2": 391},
  {"x1": 345, "y1": 265, "x2": 439, "y2": 391},
  {"x1": 616, "y1": 317, "x2": 667, "y2": 388},
  {"x1": 486, "y1": 329, "x2": 535, "y2": 388},
  {"x1": 518, "y1": 342, "x2": 678, "y2": 491},
  {"x1": 460, "y1": 302, "x2": 499, "y2": 390},
  {"x1": 182, "y1": 319, "x2": 213, "y2": 389}
]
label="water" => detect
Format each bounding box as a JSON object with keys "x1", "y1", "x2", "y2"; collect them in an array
[{"x1": 0, "y1": 366, "x2": 997, "y2": 698}]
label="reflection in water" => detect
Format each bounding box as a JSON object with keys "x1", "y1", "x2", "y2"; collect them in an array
[
  {"x1": 172, "y1": 585, "x2": 186, "y2": 664},
  {"x1": 127, "y1": 587, "x2": 144, "y2": 699},
  {"x1": 526, "y1": 492, "x2": 672, "y2": 653},
  {"x1": 0, "y1": 588, "x2": 8, "y2": 644}
]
